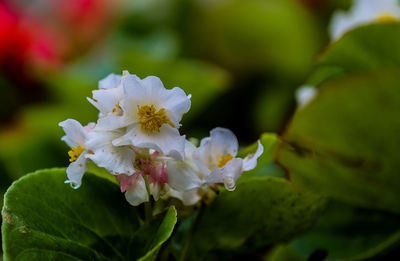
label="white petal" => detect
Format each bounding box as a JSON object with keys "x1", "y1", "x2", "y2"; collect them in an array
[
  {"x1": 194, "y1": 128, "x2": 239, "y2": 171},
  {"x1": 141, "y1": 76, "x2": 166, "y2": 98},
  {"x1": 96, "y1": 114, "x2": 127, "y2": 130},
  {"x1": 184, "y1": 139, "x2": 197, "y2": 155},
  {"x1": 210, "y1": 127, "x2": 239, "y2": 157},
  {"x1": 85, "y1": 130, "x2": 135, "y2": 176},
  {"x1": 167, "y1": 158, "x2": 204, "y2": 191},
  {"x1": 65, "y1": 153, "x2": 88, "y2": 189},
  {"x1": 158, "y1": 86, "x2": 191, "y2": 127},
  {"x1": 99, "y1": 73, "x2": 122, "y2": 89},
  {"x1": 206, "y1": 158, "x2": 243, "y2": 191},
  {"x1": 88, "y1": 86, "x2": 123, "y2": 115},
  {"x1": 169, "y1": 188, "x2": 200, "y2": 206},
  {"x1": 242, "y1": 140, "x2": 264, "y2": 171},
  {"x1": 150, "y1": 183, "x2": 161, "y2": 201},
  {"x1": 166, "y1": 140, "x2": 206, "y2": 191},
  {"x1": 119, "y1": 75, "x2": 146, "y2": 125},
  {"x1": 59, "y1": 119, "x2": 87, "y2": 147},
  {"x1": 193, "y1": 137, "x2": 216, "y2": 172},
  {"x1": 113, "y1": 124, "x2": 185, "y2": 160},
  {"x1": 121, "y1": 75, "x2": 190, "y2": 128},
  {"x1": 124, "y1": 175, "x2": 149, "y2": 206}
]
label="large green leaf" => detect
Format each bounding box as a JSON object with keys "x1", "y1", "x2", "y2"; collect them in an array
[
  {"x1": 306, "y1": 23, "x2": 400, "y2": 87},
  {"x1": 264, "y1": 244, "x2": 305, "y2": 261},
  {"x1": 178, "y1": 177, "x2": 326, "y2": 260},
  {"x1": 2, "y1": 168, "x2": 177, "y2": 261},
  {"x1": 278, "y1": 69, "x2": 400, "y2": 213},
  {"x1": 291, "y1": 201, "x2": 400, "y2": 261}
]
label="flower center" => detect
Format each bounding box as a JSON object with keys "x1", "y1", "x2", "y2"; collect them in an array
[
  {"x1": 376, "y1": 13, "x2": 397, "y2": 23},
  {"x1": 137, "y1": 104, "x2": 174, "y2": 133},
  {"x1": 217, "y1": 154, "x2": 234, "y2": 168},
  {"x1": 68, "y1": 146, "x2": 85, "y2": 162},
  {"x1": 112, "y1": 102, "x2": 123, "y2": 115}
]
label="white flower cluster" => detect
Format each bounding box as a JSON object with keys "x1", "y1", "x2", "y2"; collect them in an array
[
  {"x1": 59, "y1": 71, "x2": 263, "y2": 206},
  {"x1": 330, "y1": 0, "x2": 400, "y2": 40}
]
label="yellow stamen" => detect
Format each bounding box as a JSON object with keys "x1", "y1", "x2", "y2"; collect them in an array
[
  {"x1": 218, "y1": 154, "x2": 234, "y2": 168},
  {"x1": 137, "y1": 105, "x2": 174, "y2": 133},
  {"x1": 68, "y1": 146, "x2": 85, "y2": 162},
  {"x1": 376, "y1": 13, "x2": 397, "y2": 23},
  {"x1": 112, "y1": 102, "x2": 122, "y2": 115}
]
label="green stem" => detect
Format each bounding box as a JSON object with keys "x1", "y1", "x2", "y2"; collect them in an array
[
  {"x1": 144, "y1": 175, "x2": 153, "y2": 222},
  {"x1": 144, "y1": 200, "x2": 152, "y2": 222}
]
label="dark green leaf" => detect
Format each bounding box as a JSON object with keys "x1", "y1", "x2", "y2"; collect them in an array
[
  {"x1": 237, "y1": 133, "x2": 285, "y2": 180},
  {"x1": 306, "y1": 23, "x2": 400, "y2": 86},
  {"x1": 291, "y1": 201, "x2": 400, "y2": 260},
  {"x1": 278, "y1": 69, "x2": 400, "y2": 213},
  {"x1": 264, "y1": 244, "x2": 305, "y2": 261},
  {"x1": 181, "y1": 177, "x2": 326, "y2": 260},
  {"x1": 2, "y1": 168, "x2": 177, "y2": 261}
]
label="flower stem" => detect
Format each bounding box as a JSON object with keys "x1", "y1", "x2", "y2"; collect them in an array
[
  {"x1": 144, "y1": 175, "x2": 153, "y2": 222},
  {"x1": 144, "y1": 200, "x2": 152, "y2": 222}
]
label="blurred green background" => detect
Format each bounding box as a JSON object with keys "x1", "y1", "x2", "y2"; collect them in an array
[
  {"x1": 4, "y1": 0, "x2": 400, "y2": 260},
  {"x1": 0, "y1": 0, "x2": 349, "y2": 193}
]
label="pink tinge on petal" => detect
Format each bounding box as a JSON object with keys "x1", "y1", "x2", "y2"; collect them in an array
[
  {"x1": 159, "y1": 163, "x2": 168, "y2": 184},
  {"x1": 83, "y1": 122, "x2": 96, "y2": 132},
  {"x1": 148, "y1": 162, "x2": 168, "y2": 185},
  {"x1": 136, "y1": 153, "x2": 168, "y2": 185},
  {"x1": 116, "y1": 174, "x2": 139, "y2": 192}
]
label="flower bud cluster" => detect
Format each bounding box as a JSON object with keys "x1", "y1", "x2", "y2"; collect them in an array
[{"x1": 59, "y1": 71, "x2": 263, "y2": 206}]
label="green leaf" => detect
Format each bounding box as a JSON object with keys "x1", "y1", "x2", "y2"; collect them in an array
[
  {"x1": 86, "y1": 162, "x2": 119, "y2": 185},
  {"x1": 278, "y1": 69, "x2": 400, "y2": 213},
  {"x1": 291, "y1": 201, "x2": 400, "y2": 260},
  {"x1": 319, "y1": 23, "x2": 400, "y2": 71},
  {"x1": 264, "y1": 244, "x2": 305, "y2": 261},
  {"x1": 306, "y1": 23, "x2": 400, "y2": 86},
  {"x1": 2, "y1": 168, "x2": 177, "y2": 261},
  {"x1": 180, "y1": 177, "x2": 326, "y2": 260}
]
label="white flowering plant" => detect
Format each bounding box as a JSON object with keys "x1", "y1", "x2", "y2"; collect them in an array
[
  {"x1": 59, "y1": 70, "x2": 264, "y2": 207},
  {"x1": 1, "y1": 70, "x2": 328, "y2": 261},
  {"x1": 3, "y1": 0, "x2": 400, "y2": 260}
]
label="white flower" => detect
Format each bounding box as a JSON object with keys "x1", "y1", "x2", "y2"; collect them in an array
[
  {"x1": 196, "y1": 128, "x2": 264, "y2": 191},
  {"x1": 59, "y1": 119, "x2": 95, "y2": 189},
  {"x1": 87, "y1": 71, "x2": 131, "y2": 126},
  {"x1": 295, "y1": 85, "x2": 317, "y2": 109},
  {"x1": 84, "y1": 127, "x2": 136, "y2": 176},
  {"x1": 329, "y1": 0, "x2": 400, "y2": 40},
  {"x1": 167, "y1": 128, "x2": 264, "y2": 192},
  {"x1": 87, "y1": 71, "x2": 191, "y2": 159},
  {"x1": 111, "y1": 73, "x2": 191, "y2": 159}
]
